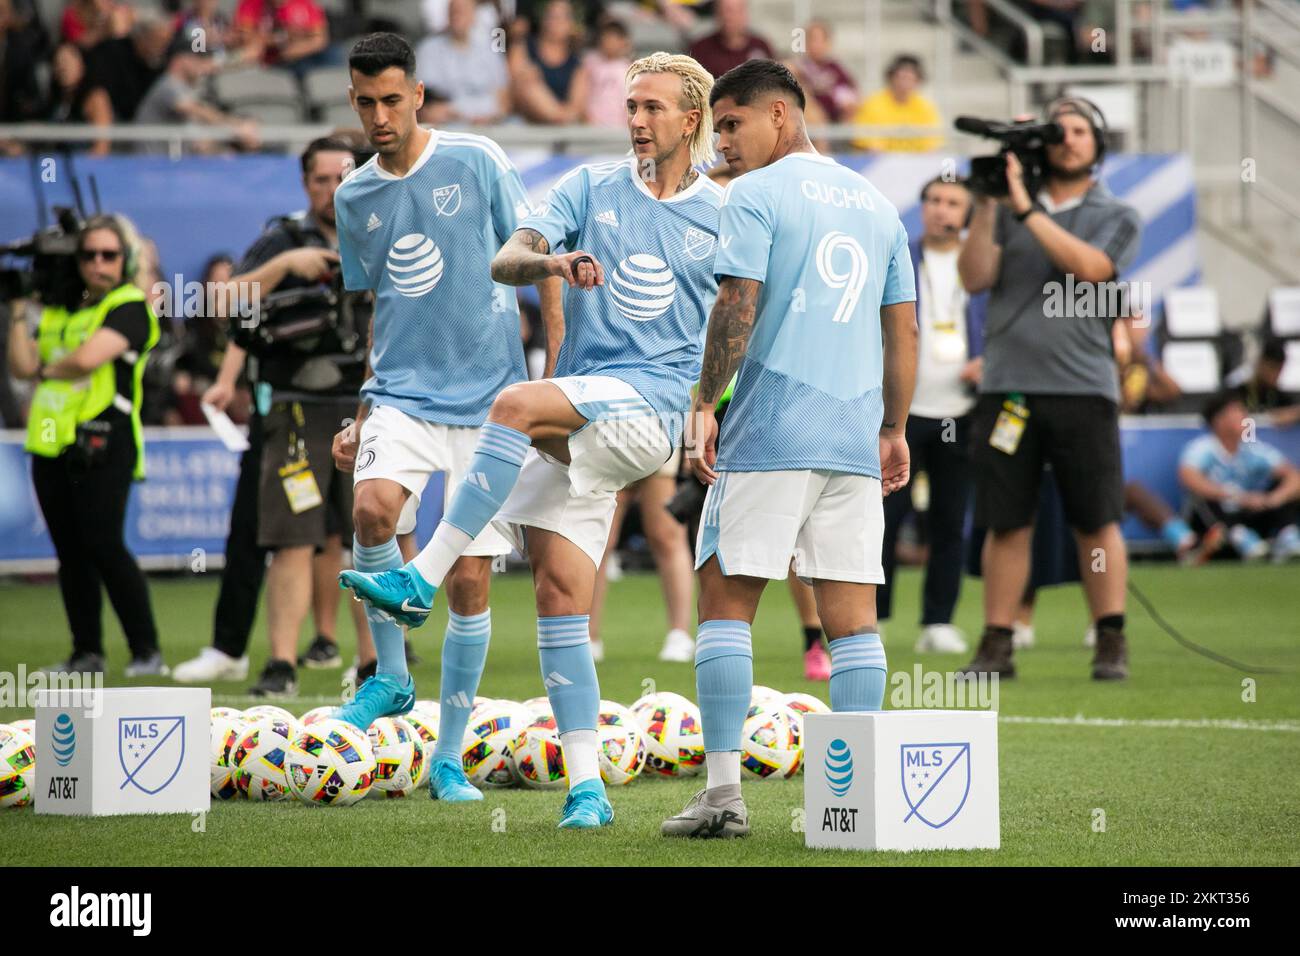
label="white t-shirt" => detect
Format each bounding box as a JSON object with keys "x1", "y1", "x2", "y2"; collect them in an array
[{"x1": 911, "y1": 246, "x2": 975, "y2": 420}]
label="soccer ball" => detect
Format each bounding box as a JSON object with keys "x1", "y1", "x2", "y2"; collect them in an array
[
  {"x1": 242, "y1": 704, "x2": 300, "y2": 733},
  {"x1": 751, "y1": 685, "x2": 782, "y2": 705},
  {"x1": 230, "y1": 717, "x2": 295, "y2": 800},
  {"x1": 404, "y1": 710, "x2": 439, "y2": 753},
  {"x1": 597, "y1": 700, "x2": 645, "y2": 786},
  {"x1": 462, "y1": 702, "x2": 530, "y2": 788},
  {"x1": 210, "y1": 714, "x2": 245, "y2": 800},
  {"x1": 299, "y1": 706, "x2": 335, "y2": 727},
  {"x1": 211, "y1": 706, "x2": 243, "y2": 722},
  {"x1": 367, "y1": 717, "x2": 427, "y2": 798},
  {"x1": 782, "y1": 692, "x2": 830, "y2": 717},
  {"x1": 513, "y1": 721, "x2": 567, "y2": 789},
  {"x1": 284, "y1": 719, "x2": 377, "y2": 807},
  {"x1": 411, "y1": 699, "x2": 441, "y2": 720},
  {"x1": 740, "y1": 704, "x2": 802, "y2": 780},
  {"x1": 0, "y1": 724, "x2": 36, "y2": 808},
  {"x1": 521, "y1": 696, "x2": 552, "y2": 719},
  {"x1": 631, "y1": 692, "x2": 704, "y2": 777}
]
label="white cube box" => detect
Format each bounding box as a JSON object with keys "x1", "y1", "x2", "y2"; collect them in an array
[
  {"x1": 33, "y1": 687, "x2": 211, "y2": 816},
  {"x1": 804, "y1": 710, "x2": 999, "y2": 852}
]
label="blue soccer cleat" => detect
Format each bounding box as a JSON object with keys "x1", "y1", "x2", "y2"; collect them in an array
[
  {"x1": 557, "y1": 780, "x2": 614, "y2": 830},
  {"x1": 428, "y1": 755, "x2": 484, "y2": 802},
  {"x1": 339, "y1": 566, "x2": 437, "y2": 629},
  {"x1": 333, "y1": 672, "x2": 416, "y2": 730}
]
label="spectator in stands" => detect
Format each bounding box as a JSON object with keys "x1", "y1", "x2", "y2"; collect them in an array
[
  {"x1": 81, "y1": 11, "x2": 174, "y2": 152},
  {"x1": 43, "y1": 42, "x2": 92, "y2": 124},
  {"x1": 785, "y1": 20, "x2": 857, "y2": 124},
  {"x1": 957, "y1": 96, "x2": 1143, "y2": 681},
  {"x1": 851, "y1": 53, "x2": 942, "y2": 152},
  {"x1": 1179, "y1": 392, "x2": 1300, "y2": 562},
  {"x1": 232, "y1": 0, "x2": 331, "y2": 76},
  {"x1": 416, "y1": 0, "x2": 509, "y2": 125},
  {"x1": 423, "y1": 0, "x2": 506, "y2": 35},
  {"x1": 688, "y1": 0, "x2": 774, "y2": 79},
  {"x1": 171, "y1": 0, "x2": 248, "y2": 62},
  {"x1": 1116, "y1": 310, "x2": 1183, "y2": 413},
  {"x1": 0, "y1": 0, "x2": 45, "y2": 133},
  {"x1": 1228, "y1": 338, "x2": 1300, "y2": 427},
  {"x1": 508, "y1": 0, "x2": 588, "y2": 125},
  {"x1": 877, "y1": 177, "x2": 985, "y2": 656},
  {"x1": 135, "y1": 50, "x2": 261, "y2": 154},
  {"x1": 1024, "y1": 0, "x2": 1085, "y2": 65},
  {"x1": 60, "y1": 0, "x2": 132, "y2": 50},
  {"x1": 583, "y1": 16, "x2": 633, "y2": 127}
]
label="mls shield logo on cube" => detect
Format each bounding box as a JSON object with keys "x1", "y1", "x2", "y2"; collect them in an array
[
  {"x1": 119, "y1": 717, "x2": 187, "y2": 795},
  {"x1": 900, "y1": 742, "x2": 971, "y2": 829}
]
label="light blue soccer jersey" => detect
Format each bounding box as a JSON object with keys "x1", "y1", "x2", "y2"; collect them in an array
[
  {"x1": 334, "y1": 129, "x2": 529, "y2": 425},
  {"x1": 519, "y1": 158, "x2": 722, "y2": 436},
  {"x1": 1179, "y1": 434, "x2": 1284, "y2": 493},
  {"x1": 712, "y1": 152, "x2": 916, "y2": 477}
]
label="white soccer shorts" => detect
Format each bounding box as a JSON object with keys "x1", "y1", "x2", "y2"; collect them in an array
[
  {"x1": 493, "y1": 375, "x2": 673, "y2": 567},
  {"x1": 695, "y1": 469, "x2": 885, "y2": 583},
  {"x1": 353, "y1": 403, "x2": 512, "y2": 555}
]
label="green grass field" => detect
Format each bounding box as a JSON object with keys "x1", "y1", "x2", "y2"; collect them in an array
[{"x1": 1, "y1": 563, "x2": 1297, "y2": 866}]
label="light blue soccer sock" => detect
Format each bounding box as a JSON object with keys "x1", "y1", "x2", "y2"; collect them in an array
[
  {"x1": 353, "y1": 537, "x2": 408, "y2": 680},
  {"x1": 695, "y1": 619, "x2": 753, "y2": 754},
  {"x1": 828, "y1": 632, "x2": 887, "y2": 711},
  {"x1": 538, "y1": 615, "x2": 602, "y2": 788},
  {"x1": 432, "y1": 609, "x2": 491, "y2": 764},
  {"x1": 1160, "y1": 517, "x2": 1194, "y2": 551}
]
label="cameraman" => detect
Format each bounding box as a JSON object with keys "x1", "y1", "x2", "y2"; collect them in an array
[
  {"x1": 957, "y1": 98, "x2": 1142, "y2": 681},
  {"x1": 7, "y1": 213, "x2": 165, "y2": 676},
  {"x1": 172, "y1": 136, "x2": 374, "y2": 697}
]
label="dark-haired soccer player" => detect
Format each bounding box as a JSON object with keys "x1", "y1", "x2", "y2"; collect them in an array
[
  {"x1": 661, "y1": 59, "x2": 918, "y2": 838},
  {"x1": 327, "y1": 33, "x2": 561, "y2": 803}
]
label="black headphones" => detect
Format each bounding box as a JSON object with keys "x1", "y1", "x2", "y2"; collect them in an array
[
  {"x1": 920, "y1": 176, "x2": 975, "y2": 228},
  {"x1": 1046, "y1": 95, "x2": 1108, "y2": 168}
]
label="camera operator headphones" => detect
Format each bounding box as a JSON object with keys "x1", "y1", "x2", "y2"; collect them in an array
[
  {"x1": 1045, "y1": 95, "x2": 1109, "y2": 169},
  {"x1": 79, "y1": 213, "x2": 144, "y2": 283}
]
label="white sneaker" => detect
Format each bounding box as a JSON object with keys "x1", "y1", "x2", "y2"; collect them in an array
[
  {"x1": 658, "y1": 628, "x2": 694, "y2": 663},
  {"x1": 1012, "y1": 622, "x2": 1036, "y2": 649},
  {"x1": 914, "y1": 624, "x2": 968, "y2": 653},
  {"x1": 1083, "y1": 626, "x2": 1096, "y2": 648},
  {"x1": 590, "y1": 639, "x2": 606, "y2": 663},
  {"x1": 172, "y1": 647, "x2": 249, "y2": 683}
]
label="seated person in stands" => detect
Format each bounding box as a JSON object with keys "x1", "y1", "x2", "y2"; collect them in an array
[
  {"x1": 1115, "y1": 308, "x2": 1182, "y2": 413},
  {"x1": 232, "y1": 0, "x2": 331, "y2": 75},
  {"x1": 1178, "y1": 392, "x2": 1300, "y2": 562},
  {"x1": 508, "y1": 0, "x2": 587, "y2": 125},
  {"x1": 416, "y1": 0, "x2": 510, "y2": 125},
  {"x1": 1228, "y1": 338, "x2": 1300, "y2": 427}
]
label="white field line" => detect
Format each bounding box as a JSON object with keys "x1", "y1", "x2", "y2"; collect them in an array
[{"x1": 210, "y1": 696, "x2": 1300, "y2": 734}]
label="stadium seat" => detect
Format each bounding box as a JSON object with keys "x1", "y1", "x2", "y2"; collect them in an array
[
  {"x1": 304, "y1": 67, "x2": 353, "y2": 109},
  {"x1": 214, "y1": 68, "x2": 302, "y2": 105},
  {"x1": 321, "y1": 102, "x2": 362, "y2": 128},
  {"x1": 1269, "y1": 287, "x2": 1300, "y2": 338},
  {"x1": 1162, "y1": 341, "x2": 1222, "y2": 394},
  {"x1": 1164, "y1": 286, "x2": 1222, "y2": 338},
  {"x1": 234, "y1": 102, "x2": 304, "y2": 126}
]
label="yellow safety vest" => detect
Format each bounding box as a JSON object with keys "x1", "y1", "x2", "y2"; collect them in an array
[{"x1": 24, "y1": 284, "x2": 160, "y2": 480}]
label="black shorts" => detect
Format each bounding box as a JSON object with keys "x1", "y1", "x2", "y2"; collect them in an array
[
  {"x1": 257, "y1": 398, "x2": 354, "y2": 549},
  {"x1": 972, "y1": 393, "x2": 1123, "y2": 534}
]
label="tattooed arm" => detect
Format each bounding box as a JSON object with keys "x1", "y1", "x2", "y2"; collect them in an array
[
  {"x1": 688, "y1": 276, "x2": 762, "y2": 484},
  {"x1": 491, "y1": 228, "x2": 606, "y2": 290}
]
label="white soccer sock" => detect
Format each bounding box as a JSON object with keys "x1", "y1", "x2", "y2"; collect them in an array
[
  {"x1": 409, "y1": 522, "x2": 474, "y2": 588},
  {"x1": 560, "y1": 729, "x2": 600, "y2": 788},
  {"x1": 706, "y1": 750, "x2": 741, "y2": 789}
]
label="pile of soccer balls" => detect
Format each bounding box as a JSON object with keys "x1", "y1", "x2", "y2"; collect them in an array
[{"x1": 0, "y1": 687, "x2": 828, "y2": 810}]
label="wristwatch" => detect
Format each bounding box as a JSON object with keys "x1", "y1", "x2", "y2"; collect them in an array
[{"x1": 1015, "y1": 203, "x2": 1038, "y2": 222}]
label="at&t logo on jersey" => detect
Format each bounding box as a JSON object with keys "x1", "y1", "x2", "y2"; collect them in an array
[
  {"x1": 609, "y1": 254, "x2": 676, "y2": 322},
  {"x1": 386, "y1": 233, "x2": 444, "y2": 297}
]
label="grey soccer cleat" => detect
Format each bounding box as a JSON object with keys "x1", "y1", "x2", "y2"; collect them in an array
[{"x1": 661, "y1": 787, "x2": 750, "y2": 839}]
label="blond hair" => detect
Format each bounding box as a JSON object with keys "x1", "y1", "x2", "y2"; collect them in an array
[{"x1": 625, "y1": 52, "x2": 715, "y2": 168}]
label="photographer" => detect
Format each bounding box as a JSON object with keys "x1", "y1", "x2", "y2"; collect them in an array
[
  {"x1": 171, "y1": 136, "x2": 375, "y2": 697},
  {"x1": 957, "y1": 98, "x2": 1142, "y2": 681},
  {"x1": 7, "y1": 213, "x2": 164, "y2": 676}
]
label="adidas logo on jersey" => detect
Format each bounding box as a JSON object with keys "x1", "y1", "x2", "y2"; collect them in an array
[
  {"x1": 609, "y1": 254, "x2": 676, "y2": 322},
  {"x1": 595, "y1": 209, "x2": 619, "y2": 227},
  {"x1": 386, "y1": 233, "x2": 444, "y2": 297},
  {"x1": 543, "y1": 671, "x2": 573, "y2": 689},
  {"x1": 366, "y1": 212, "x2": 382, "y2": 233},
  {"x1": 465, "y1": 471, "x2": 491, "y2": 491}
]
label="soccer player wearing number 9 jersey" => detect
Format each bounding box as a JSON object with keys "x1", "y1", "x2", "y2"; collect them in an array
[{"x1": 661, "y1": 60, "x2": 919, "y2": 839}]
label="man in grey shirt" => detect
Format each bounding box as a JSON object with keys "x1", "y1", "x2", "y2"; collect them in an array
[
  {"x1": 135, "y1": 51, "x2": 259, "y2": 154},
  {"x1": 957, "y1": 97, "x2": 1142, "y2": 681},
  {"x1": 415, "y1": 0, "x2": 509, "y2": 125}
]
